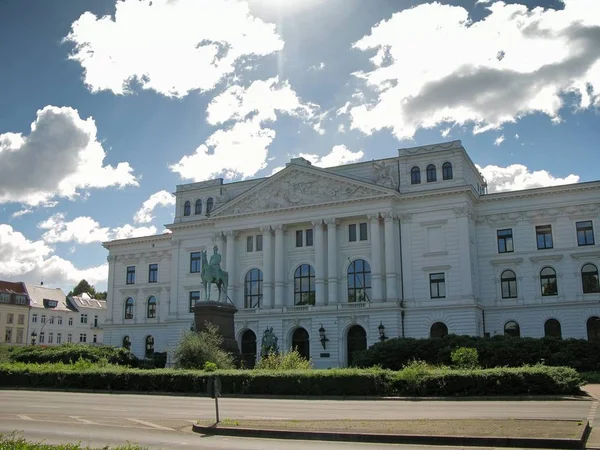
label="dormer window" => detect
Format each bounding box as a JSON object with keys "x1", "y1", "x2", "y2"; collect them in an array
[
  {"x1": 195, "y1": 199, "x2": 202, "y2": 215},
  {"x1": 43, "y1": 299, "x2": 58, "y2": 308},
  {"x1": 426, "y1": 164, "x2": 437, "y2": 182},
  {"x1": 183, "y1": 201, "x2": 191, "y2": 216},
  {"x1": 410, "y1": 167, "x2": 421, "y2": 185},
  {"x1": 206, "y1": 197, "x2": 214, "y2": 214},
  {"x1": 442, "y1": 162, "x2": 453, "y2": 180}
]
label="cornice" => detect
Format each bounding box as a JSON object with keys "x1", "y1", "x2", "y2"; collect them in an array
[
  {"x1": 102, "y1": 234, "x2": 172, "y2": 249},
  {"x1": 477, "y1": 202, "x2": 600, "y2": 224},
  {"x1": 480, "y1": 181, "x2": 600, "y2": 203}
]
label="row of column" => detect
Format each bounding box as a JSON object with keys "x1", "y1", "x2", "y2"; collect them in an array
[{"x1": 216, "y1": 213, "x2": 400, "y2": 307}]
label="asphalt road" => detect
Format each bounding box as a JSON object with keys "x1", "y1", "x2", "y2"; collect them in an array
[{"x1": 0, "y1": 390, "x2": 595, "y2": 450}]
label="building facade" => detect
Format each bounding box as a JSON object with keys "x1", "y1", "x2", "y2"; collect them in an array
[
  {"x1": 102, "y1": 140, "x2": 600, "y2": 367},
  {"x1": 0, "y1": 281, "x2": 30, "y2": 345}
]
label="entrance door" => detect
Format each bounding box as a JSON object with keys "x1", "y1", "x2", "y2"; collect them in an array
[
  {"x1": 241, "y1": 330, "x2": 257, "y2": 368},
  {"x1": 347, "y1": 325, "x2": 367, "y2": 367},
  {"x1": 291, "y1": 327, "x2": 310, "y2": 360}
]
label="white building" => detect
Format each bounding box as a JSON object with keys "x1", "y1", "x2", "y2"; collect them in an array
[
  {"x1": 102, "y1": 140, "x2": 600, "y2": 368},
  {"x1": 26, "y1": 284, "x2": 107, "y2": 346}
]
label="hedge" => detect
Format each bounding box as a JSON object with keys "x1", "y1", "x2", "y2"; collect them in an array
[
  {"x1": 352, "y1": 335, "x2": 600, "y2": 372},
  {"x1": 7, "y1": 344, "x2": 139, "y2": 367},
  {"x1": 0, "y1": 363, "x2": 582, "y2": 396}
]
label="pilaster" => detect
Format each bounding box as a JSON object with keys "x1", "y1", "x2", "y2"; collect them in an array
[
  {"x1": 383, "y1": 212, "x2": 398, "y2": 301},
  {"x1": 369, "y1": 213, "x2": 383, "y2": 302},
  {"x1": 274, "y1": 224, "x2": 286, "y2": 307},
  {"x1": 312, "y1": 219, "x2": 325, "y2": 306},
  {"x1": 325, "y1": 218, "x2": 339, "y2": 305},
  {"x1": 261, "y1": 225, "x2": 273, "y2": 309}
]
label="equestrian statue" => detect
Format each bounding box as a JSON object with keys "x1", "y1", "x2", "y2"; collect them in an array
[{"x1": 200, "y1": 246, "x2": 229, "y2": 302}]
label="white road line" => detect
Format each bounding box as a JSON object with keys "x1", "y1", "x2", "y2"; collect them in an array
[
  {"x1": 69, "y1": 416, "x2": 100, "y2": 425},
  {"x1": 588, "y1": 401, "x2": 598, "y2": 422},
  {"x1": 17, "y1": 414, "x2": 35, "y2": 421},
  {"x1": 92, "y1": 408, "x2": 126, "y2": 412},
  {"x1": 30, "y1": 405, "x2": 60, "y2": 409},
  {"x1": 126, "y1": 418, "x2": 174, "y2": 430}
]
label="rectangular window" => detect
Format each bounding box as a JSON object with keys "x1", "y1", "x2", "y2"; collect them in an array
[
  {"x1": 49, "y1": 317, "x2": 54, "y2": 324},
  {"x1": 57, "y1": 317, "x2": 62, "y2": 325},
  {"x1": 80, "y1": 314, "x2": 88, "y2": 324},
  {"x1": 256, "y1": 234, "x2": 263, "y2": 252},
  {"x1": 359, "y1": 222, "x2": 368, "y2": 241},
  {"x1": 189, "y1": 291, "x2": 200, "y2": 313},
  {"x1": 48, "y1": 332, "x2": 53, "y2": 344},
  {"x1": 0, "y1": 293, "x2": 10, "y2": 303},
  {"x1": 41, "y1": 315, "x2": 46, "y2": 323},
  {"x1": 93, "y1": 334, "x2": 97, "y2": 343},
  {"x1": 246, "y1": 236, "x2": 254, "y2": 252},
  {"x1": 17, "y1": 314, "x2": 24, "y2": 325},
  {"x1": 16, "y1": 329, "x2": 23, "y2": 344},
  {"x1": 429, "y1": 273, "x2": 446, "y2": 299},
  {"x1": 296, "y1": 230, "x2": 303, "y2": 247},
  {"x1": 148, "y1": 263, "x2": 158, "y2": 283},
  {"x1": 39, "y1": 332, "x2": 45, "y2": 344},
  {"x1": 94, "y1": 316, "x2": 98, "y2": 327},
  {"x1": 15, "y1": 295, "x2": 27, "y2": 305},
  {"x1": 577, "y1": 221, "x2": 595, "y2": 246},
  {"x1": 5, "y1": 328, "x2": 12, "y2": 343},
  {"x1": 68, "y1": 317, "x2": 73, "y2": 326},
  {"x1": 536, "y1": 225, "x2": 553, "y2": 249},
  {"x1": 67, "y1": 333, "x2": 72, "y2": 343},
  {"x1": 305, "y1": 229, "x2": 314, "y2": 247},
  {"x1": 6, "y1": 313, "x2": 14, "y2": 324},
  {"x1": 32, "y1": 314, "x2": 37, "y2": 323},
  {"x1": 190, "y1": 252, "x2": 202, "y2": 273},
  {"x1": 497, "y1": 229, "x2": 514, "y2": 253},
  {"x1": 349, "y1": 224, "x2": 357, "y2": 242},
  {"x1": 57, "y1": 333, "x2": 62, "y2": 344},
  {"x1": 80, "y1": 333, "x2": 87, "y2": 343},
  {"x1": 126, "y1": 266, "x2": 136, "y2": 284}
]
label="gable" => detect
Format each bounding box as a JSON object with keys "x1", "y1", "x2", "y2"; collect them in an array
[{"x1": 212, "y1": 164, "x2": 397, "y2": 217}]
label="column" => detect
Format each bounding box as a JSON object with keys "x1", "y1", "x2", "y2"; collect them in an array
[
  {"x1": 326, "y1": 218, "x2": 339, "y2": 305},
  {"x1": 384, "y1": 212, "x2": 398, "y2": 302},
  {"x1": 399, "y1": 214, "x2": 413, "y2": 301},
  {"x1": 106, "y1": 255, "x2": 116, "y2": 325},
  {"x1": 455, "y1": 207, "x2": 474, "y2": 298},
  {"x1": 261, "y1": 226, "x2": 273, "y2": 309},
  {"x1": 224, "y1": 231, "x2": 237, "y2": 304},
  {"x1": 312, "y1": 219, "x2": 325, "y2": 306},
  {"x1": 369, "y1": 214, "x2": 383, "y2": 302},
  {"x1": 274, "y1": 224, "x2": 286, "y2": 307}
]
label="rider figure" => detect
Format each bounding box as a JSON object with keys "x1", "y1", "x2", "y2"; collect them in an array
[{"x1": 208, "y1": 245, "x2": 221, "y2": 279}]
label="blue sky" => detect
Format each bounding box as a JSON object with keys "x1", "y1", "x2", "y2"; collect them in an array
[{"x1": 0, "y1": 0, "x2": 599, "y2": 292}]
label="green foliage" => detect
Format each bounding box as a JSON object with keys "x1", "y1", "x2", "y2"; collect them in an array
[
  {"x1": 352, "y1": 334, "x2": 600, "y2": 371},
  {"x1": 203, "y1": 361, "x2": 218, "y2": 372},
  {"x1": 8, "y1": 343, "x2": 138, "y2": 367},
  {"x1": 255, "y1": 349, "x2": 313, "y2": 370},
  {"x1": 580, "y1": 372, "x2": 600, "y2": 383},
  {"x1": 0, "y1": 344, "x2": 11, "y2": 363},
  {"x1": 451, "y1": 347, "x2": 479, "y2": 369},
  {"x1": 174, "y1": 323, "x2": 235, "y2": 370},
  {"x1": 0, "y1": 432, "x2": 146, "y2": 449},
  {"x1": 0, "y1": 362, "x2": 582, "y2": 396}
]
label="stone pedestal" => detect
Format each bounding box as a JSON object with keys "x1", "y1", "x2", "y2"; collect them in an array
[{"x1": 193, "y1": 301, "x2": 241, "y2": 365}]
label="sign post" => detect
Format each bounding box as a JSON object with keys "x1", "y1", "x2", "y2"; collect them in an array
[{"x1": 208, "y1": 376, "x2": 221, "y2": 424}]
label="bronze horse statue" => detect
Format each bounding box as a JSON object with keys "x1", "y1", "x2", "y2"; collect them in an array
[{"x1": 200, "y1": 249, "x2": 229, "y2": 302}]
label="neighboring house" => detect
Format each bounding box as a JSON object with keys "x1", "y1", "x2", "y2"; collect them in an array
[
  {"x1": 0, "y1": 281, "x2": 30, "y2": 345},
  {"x1": 67, "y1": 293, "x2": 107, "y2": 345},
  {"x1": 102, "y1": 140, "x2": 600, "y2": 367}
]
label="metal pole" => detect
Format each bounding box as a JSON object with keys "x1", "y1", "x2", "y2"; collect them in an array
[{"x1": 215, "y1": 394, "x2": 220, "y2": 424}]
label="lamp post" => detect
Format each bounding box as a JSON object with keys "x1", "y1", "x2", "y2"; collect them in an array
[
  {"x1": 30, "y1": 331, "x2": 37, "y2": 345},
  {"x1": 318, "y1": 323, "x2": 329, "y2": 349},
  {"x1": 378, "y1": 321, "x2": 387, "y2": 342}
]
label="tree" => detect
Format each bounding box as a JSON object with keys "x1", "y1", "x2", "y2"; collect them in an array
[
  {"x1": 174, "y1": 322, "x2": 235, "y2": 370},
  {"x1": 68, "y1": 279, "x2": 96, "y2": 297}
]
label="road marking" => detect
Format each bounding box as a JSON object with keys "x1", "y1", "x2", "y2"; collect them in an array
[
  {"x1": 588, "y1": 401, "x2": 598, "y2": 422},
  {"x1": 30, "y1": 405, "x2": 60, "y2": 409},
  {"x1": 92, "y1": 408, "x2": 126, "y2": 412},
  {"x1": 17, "y1": 415, "x2": 34, "y2": 421},
  {"x1": 126, "y1": 418, "x2": 174, "y2": 430},
  {"x1": 69, "y1": 416, "x2": 99, "y2": 425}
]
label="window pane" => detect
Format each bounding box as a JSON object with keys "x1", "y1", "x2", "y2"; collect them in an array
[
  {"x1": 256, "y1": 234, "x2": 263, "y2": 251},
  {"x1": 296, "y1": 230, "x2": 303, "y2": 247},
  {"x1": 305, "y1": 229, "x2": 313, "y2": 246},
  {"x1": 359, "y1": 222, "x2": 368, "y2": 241},
  {"x1": 349, "y1": 224, "x2": 356, "y2": 242},
  {"x1": 247, "y1": 236, "x2": 253, "y2": 252}
]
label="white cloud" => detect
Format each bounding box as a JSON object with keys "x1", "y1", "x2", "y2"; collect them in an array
[
  {"x1": 38, "y1": 213, "x2": 157, "y2": 244},
  {"x1": 477, "y1": 163, "x2": 580, "y2": 193},
  {"x1": 0, "y1": 224, "x2": 108, "y2": 289},
  {"x1": 64, "y1": 0, "x2": 283, "y2": 98},
  {"x1": 515, "y1": 133, "x2": 520, "y2": 139},
  {"x1": 134, "y1": 190, "x2": 176, "y2": 224},
  {"x1": 12, "y1": 209, "x2": 33, "y2": 219},
  {"x1": 270, "y1": 166, "x2": 285, "y2": 176},
  {"x1": 441, "y1": 128, "x2": 451, "y2": 138},
  {"x1": 171, "y1": 77, "x2": 319, "y2": 182},
  {"x1": 309, "y1": 62, "x2": 326, "y2": 71},
  {"x1": 347, "y1": 0, "x2": 600, "y2": 140},
  {"x1": 494, "y1": 135, "x2": 505, "y2": 146},
  {"x1": 299, "y1": 144, "x2": 364, "y2": 168},
  {"x1": 0, "y1": 106, "x2": 138, "y2": 206}
]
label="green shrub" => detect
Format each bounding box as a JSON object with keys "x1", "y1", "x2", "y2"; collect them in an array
[
  {"x1": 8, "y1": 343, "x2": 138, "y2": 367},
  {"x1": 174, "y1": 323, "x2": 235, "y2": 370},
  {"x1": 203, "y1": 361, "x2": 218, "y2": 372},
  {"x1": 255, "y1": 349, "x2": 313, "y2": 370},
  {"x1": 451, "y1": 347, "x2": 479, "y2": 369},
  {"x1": 0, "y1": 431, "x2": 147, "y2": 449},
  {"x1": 352, "y1": 335, "x2": 600, "y2": 371}
]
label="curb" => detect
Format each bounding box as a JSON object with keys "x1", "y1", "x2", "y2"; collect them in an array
[{"x1": 192, "y1": 421, "x2": 591, "y2": 449}]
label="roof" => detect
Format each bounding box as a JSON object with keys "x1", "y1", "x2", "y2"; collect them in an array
[
  {"x1": 68, "y1": 293, "x2": 107, "y2": 310},
  {"x1": 0, "y1": 280, "x2": 27, "y2": 295},
  {"x1": 24, "y1": 284, "x2": 75, "y2": 312}
]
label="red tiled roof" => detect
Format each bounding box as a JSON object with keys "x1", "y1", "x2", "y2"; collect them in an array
[{"x1": 0, "y1": 280, "x2": 27, "y2": 295}]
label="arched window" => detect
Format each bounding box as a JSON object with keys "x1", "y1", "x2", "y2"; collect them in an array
[
  {"x1": 587, "y1": 316, "x2": 600, "y2": 341},
  {"x1": 195, "y1": 199, "x2": 202, "y2": 215},
  {"x1": 544, "y1": 319, "x2": 562, "y2": 338},
  {"x1": 147, "y1": 296, "x2": 157, "y2": 318},
  {"x1": 145, "y1": 335, "x2": 154, "y2": 357},
  {"x1": 430, "y1": 322, "x2": 448, "y2": 339},
  {"x1": 206, "y1": 197, "x2": 214, "y2": 214},
  {"x1": 410, "y1": 166, "x2": 421, "y2": 185},
  {"x1": 582, "y1": 263, "x2": 600, "y2": 293},
  {"x1": 244, "y1": 269, "x2": 263, "y2": 309},
  {"x1": 122, "y1": 336, "x2": 131, "y2": 350},
  {"x1": 442, "y1": 162, "x2": 453, "y2": 180},
  {"x1": 292, "y1": 327, "x2": 310, "y2": 360},
  {"x1": 183, "y1": 201, "x2": 191, "y2": 216},
  {"x1": 347, "y1": 259, "x2": 371, "y2": 303},
  {"x1": 426, "y1": 164, "x2": 437, "y2": 182},
  {"x1": 294, "y1": 264, "x2": 315, "y2": 305},
  {"x1": 501, "y1": 270, "x2": 517, "y2": 298},
  {"x1": 124, "y1": 297, "x2": 134, "y2": 319},
  {"x1": 540, "y1": 267, "x2": 558, "y2": 296},
  {"x1": 504, "y1": 320, "x2": 520, "y2": 337}
]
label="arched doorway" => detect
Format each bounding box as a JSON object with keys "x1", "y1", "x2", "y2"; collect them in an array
[
  {"x1": 241, "y1": 330, "x2": 257, "y2": 368},
  {"x1": 587, "y1": 317, "x2": 600, "y2": 341},
  {"x1": 347, "y1": 325, "x2": 367, "y2": 367},
  {"x1": 291, "y1": 328, "x2": 310, "y2": 360},
  {"x1": 430, "y1": 322, "x2": 448, "y2": 339}
]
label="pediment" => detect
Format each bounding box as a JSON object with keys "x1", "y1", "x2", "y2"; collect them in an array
[{"x1": 212, "y1": 165, "x2": 397, "y2": 217}]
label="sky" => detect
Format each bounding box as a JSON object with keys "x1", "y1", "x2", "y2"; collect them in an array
[{"x1": 0, "y1": 0, "x2": 599, "y2": 293}]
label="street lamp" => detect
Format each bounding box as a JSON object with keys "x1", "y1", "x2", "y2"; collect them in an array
[
  {"x1": 318, "y1": 323, "x2": 329, "y2": 349},
  {"x1": 378, "y1": 322, "x2": 388, "y2": 342},
  {"x1": 30, "y1": 331, "x2": 37, "y2": 345}
]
